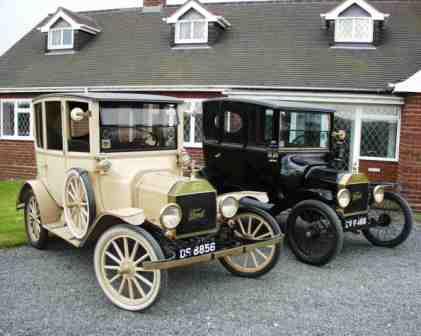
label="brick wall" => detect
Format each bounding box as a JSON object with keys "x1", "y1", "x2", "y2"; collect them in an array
[
  {"x1": 398, "y1": 93, "x2": 421, "y2": 211},
  {"x1": 0, "y1": 140, "x2": 37, "y2": 180},
  {"x1": 0, "y1": 94, "x2": 37, "y2": 180}
]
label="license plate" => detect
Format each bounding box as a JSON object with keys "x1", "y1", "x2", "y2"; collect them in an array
[
  {"x1": 344, "y1": 215, "x2": 368, "y2": 230},
  {"x1": 179, "y1": 242, "x2": 216, "y2": 259}
]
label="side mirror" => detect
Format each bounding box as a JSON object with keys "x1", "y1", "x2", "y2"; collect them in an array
[{"x1": 70, "y1": 107, "x2": 90, "y2": 122}]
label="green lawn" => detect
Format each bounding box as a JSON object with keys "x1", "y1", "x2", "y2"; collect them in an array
[{"x1": 0, "y1": 181, "x2": 26, "y2": 248}]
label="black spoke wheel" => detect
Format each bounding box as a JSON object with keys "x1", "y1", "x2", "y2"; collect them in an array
[
  {"x1": 287, "y1": 200, "x2": 343, "y2": 266},
  {"x1": 363, "y1": 192, "x2": 413, "y2": 247}
]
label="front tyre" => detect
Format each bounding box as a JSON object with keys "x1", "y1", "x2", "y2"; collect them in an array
[
  {"x1": 24, "y1": 191, "x2": 48, "y2": 249},
  {"x1": 219, "y1": 207, "x2": 282, "y2": 278},
  {"x1": 363, "y1": 192, "x2": 413, "y2": 247},
  {"x1": 94, "y1": 225, "x2": 167, "y2": 312},
  {"x1": 287, "y1": 200, "x2": 343, "y2": 266}
]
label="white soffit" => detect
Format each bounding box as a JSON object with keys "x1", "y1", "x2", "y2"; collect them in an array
[
  {"x1": 394, "y1": 70, "x2": 421, "y2": 94},
  {"x1": 321, "y1": 0, "x2": 390, "y2": 21},
  {"x1": 164, "y1": 0, "x2": 231, "y2": 28},
  {"x1": 38, "y1": 7, "x2": 101, "y2": 34}
]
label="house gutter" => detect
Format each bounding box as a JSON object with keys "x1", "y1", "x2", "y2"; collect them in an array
[{"x1": 0, "y1": 84, "x2": 394, "y2": 94}]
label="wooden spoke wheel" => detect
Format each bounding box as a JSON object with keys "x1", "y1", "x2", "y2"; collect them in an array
[
  {"x1": 63, "y1": 169, "x2": 95, "y2": 240},
  {"x1": 24, "y1": 192, "x2": 48, "y2": 249},
  {"x1": 220, "y1": 209, "x2": 281, "y2": 278},
  {"x1": 94, "y1": 225, "x2": 167, "y2": 311}
]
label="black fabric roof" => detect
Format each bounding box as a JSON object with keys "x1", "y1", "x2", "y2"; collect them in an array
[{"x1": 1, "y1": 1, "x2": 421, "y2": 91}]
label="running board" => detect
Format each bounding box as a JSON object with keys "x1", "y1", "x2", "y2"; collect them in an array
[
  {"x1": 43, "y1": 223, "x2": 81, "y2": 247},
  {"x1": 141, "y1": 235, "x2": 283, "y2": 271}
]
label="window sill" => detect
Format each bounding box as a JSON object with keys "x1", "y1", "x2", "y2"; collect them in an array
[
  {"x1": 184, "y1": 143, "x2": 203, "y2": 149},
  {"x1": 172, "y1": 45, "x2": 211, "y2": 50},
  {"x1": 331, "y1": 45, "x2": 376, "y2": 50},
  {"x1": 359, "y1": 157, "x2": 398, "y2": 163},
  {"x1": 45, "y1": 50, "x2": 76, "y2": 56},
  {"x1": 0, "y1": 136, "x2": 34, "y2": 142}
]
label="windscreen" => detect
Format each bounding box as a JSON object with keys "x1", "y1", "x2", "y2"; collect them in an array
[
  {"x1": 280, "y1": 111, "x2": 331, "y2": 148},
  {"x1": 100, "y1": 101, "x2": 178, "y2": 152}
]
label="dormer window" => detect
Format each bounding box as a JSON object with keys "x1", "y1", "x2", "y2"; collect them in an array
[
  {"x1": 321, "y1": 0, "x2": 389, "y2": 47},
  {"x1": 164, "y1": 0, "x2": 230, "y2": 48},
  {"x1": 39, "y1": 7, "x2": 101, "y2": 53},
  {"x1": 48, "y1": 28, "x2": 74, "y2": 49},
  {"x1": 335, "y1": 17, "x2": 373, "y2": 43},
  {"x1": 175, "y1": 19, "x2": 208, "y2": 44}
]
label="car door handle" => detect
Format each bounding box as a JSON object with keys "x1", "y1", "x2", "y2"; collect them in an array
[{"x1": 214, "y1": 153, "x2": 221, "y2": 158}]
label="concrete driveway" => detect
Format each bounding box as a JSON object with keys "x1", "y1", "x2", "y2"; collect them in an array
[{"x1": 0, "y1": 228, "x2": 420, "y2": 336}]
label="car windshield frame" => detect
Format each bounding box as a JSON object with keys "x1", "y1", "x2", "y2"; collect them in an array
[
  {"x1": 99, "y1": 101, "x2": 179, "y2": 153},
  {"x1": 279, "y1": 110, "x2": 332, "y2": 150}
]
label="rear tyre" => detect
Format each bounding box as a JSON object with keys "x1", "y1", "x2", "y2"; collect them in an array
[
  {"x1": 94, "y1": 225, "x2": 167, "y2": 312},
  {"x1": 287, "y1": 200, "x2": 343, "y2": 266},
  {"x1": 24, "y1": 191, "x2": 48, "y2": 249},
  {"x1": 362, "y1": 192, "x2": 413, "y2": 247},
  {"x1": 219, "y1": 207, "x2": 282, "y2": 278}
]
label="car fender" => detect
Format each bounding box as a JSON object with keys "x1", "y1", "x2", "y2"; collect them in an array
[
  {"x1": 217, "y1": 191, "x2": 269, "y2": 204},
  {"x1": 94, "y1": 208, "x2": 146, "y2": 227},
  {"x1": 16, "y1": 180, "x2": 61, "y2": 225}
]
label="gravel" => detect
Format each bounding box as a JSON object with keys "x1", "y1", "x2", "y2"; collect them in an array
[{"x1": 1, "y1": 228, "x2": 421, "y2": 336}]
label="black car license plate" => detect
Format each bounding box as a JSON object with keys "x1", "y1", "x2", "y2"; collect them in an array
[
  {"x1": 344, "y1": 215, "x2": 368, "y2": 230},
  {"x1": 178, "y1": 241, "x2": 216, "y2": 259}
]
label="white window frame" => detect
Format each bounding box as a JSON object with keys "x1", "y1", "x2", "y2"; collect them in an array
[
  {"x1": 334, "y1": 17, "x2": 374, "y2": 43},
  {"x1": 48, "y1": 28, "x2": 74, "y2": 50},
  {"x1": 183, "y1": 99, "x2": 203, "y2": 148},
  {"x1": 0, "y1": 99, "x2": 33, "y2": 141},
  {"x1": 358, "y1": 110, "x2": 401, "y2": 162},
  {"x1": 175, "y1": 20, "x2": 208, "y2": 44}
]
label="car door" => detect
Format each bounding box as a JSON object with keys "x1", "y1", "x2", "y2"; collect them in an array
[
  {"x1": 243, "y1": 105, "x2": 279, "y2": 192},
  {"x1": 43, "y1": 100, "x2": 67, "y2": 205}
]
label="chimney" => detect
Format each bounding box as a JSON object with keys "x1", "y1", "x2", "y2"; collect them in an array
[{"x1": 143, "y1": 0, "x2": 164, "y2": 12}]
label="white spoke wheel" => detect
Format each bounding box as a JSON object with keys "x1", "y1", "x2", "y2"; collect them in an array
[
  {"x1": 63, "y1": 169, "x2": 96, "y2": 240},
  {"x1": 94, "y1": 225, "x2": 167, "y2": 312},
  {"x1": 24, "y1": 191, "x2": 48, "y2": 249},
  {"x1": 220, "y1": 209, "x2": 282, "y2": 278}
]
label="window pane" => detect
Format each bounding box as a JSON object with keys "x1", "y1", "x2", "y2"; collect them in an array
[
  {"x1": 360, "y1": 120, "x2": 397, "y2": 159},
  {"x1": 184, "y1": 113, "x2": 191, "y2": 143},
  {"x1": 353, "y1": 18, "x2": 371, "y2": 41},
  {"x1": 62, "y1": 29, "x2": 73, "y2": 46},
  {"x1": 248, "y1": 105, "x2": 273, "y2": 146},
  {"x1": 34, "y1": 103, "x2": 44, "y2": 148},
  {"x1": 280, "y1": 112, "x2": 330, "y2": 148},
  {"x1": 194, "y1": 114, "x2": 203, "y2": 142},
  {"x1": 224, "y1": 111, "x2": 243, "y2": 134},
  {"x1": 68, "y1": 102, "x2": 90, "y2": 152},
  {"x1": 45, "y1": 101, "x2": 63, "y2": 150},
  {"x1": 179, "y1": 22, "x2": 191, "y2": 40},
  {"x1": 51, "y1": 30, "x2": 61, "y2": 46},
  {"x1": 193, "y1": 21, "x2": 206, "y2": 40},
  {"x1": 2, "y1": 102, "x2": 15, "y2": 136},
  {"x1": 335, "y1": 19, "x2": 353, "y2": 41},
  {"x1": 18, "y1": 113, "x2": 30, "y2": 137},
  {"x1": 100, "y1": 102, "x2": 178, "y2": 152},
  {"x1": 17, "y1": 101, "x2": 30, "y2": 109}
]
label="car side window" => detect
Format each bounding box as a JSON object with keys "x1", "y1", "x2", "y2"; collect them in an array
[
  {"x1": 67, "y1": 101, "x2": 90, "y2": 153},
  {"x1": 45, "y1": 101, "x2": 63, "y2": 151},
  {"x1": 221, "y1": 102, "x2": 245, "y2": 144},
  {"x1": 248, "y1": 105, "x2": 274, "y2": 146},
  {"x1": 34, "y1": 103, "x2": 44, "y2": 149}
]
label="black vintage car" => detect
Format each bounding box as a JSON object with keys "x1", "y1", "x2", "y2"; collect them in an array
[{"x1": 200, "y1": 97, "x2": 413, "y2": 266}]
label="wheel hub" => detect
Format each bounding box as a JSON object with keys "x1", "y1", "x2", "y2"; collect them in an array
[
  {"x1": 119, "y1": 260, "x2": 136, "y2": 277},
  {"x1": 378, "y1": 214, "x2": 392, "y2": 227}
]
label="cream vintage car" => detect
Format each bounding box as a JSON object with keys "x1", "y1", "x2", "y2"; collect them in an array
[{"x1": 16, "y1": 92, "x2": 283, "y2": 311}]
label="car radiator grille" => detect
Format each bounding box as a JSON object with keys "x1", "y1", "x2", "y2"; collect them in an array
[
  {"x1": 344, "y1": 183, "x2": 369, "y2": 215},
  {"x1": 175, "y1": 192, "x2": 217, "y2": 236}
]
